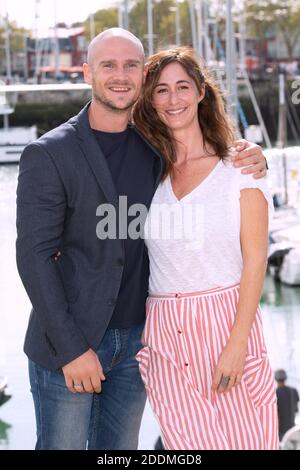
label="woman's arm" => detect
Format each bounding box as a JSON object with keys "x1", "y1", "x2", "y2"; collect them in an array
[{"x1": 212, "y1": 188, "x2": 269, "y2": 393}]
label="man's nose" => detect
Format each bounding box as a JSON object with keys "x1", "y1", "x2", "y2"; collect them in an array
[{"x1": 112, "y1": 66, "x2": 129, "y2": 81}]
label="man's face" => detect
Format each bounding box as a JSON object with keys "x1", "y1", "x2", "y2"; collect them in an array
[{"x1": 84, "y1": 37, "x2": 144, "y2": 113}]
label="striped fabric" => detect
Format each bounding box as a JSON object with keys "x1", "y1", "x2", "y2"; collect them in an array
[{"x1": 136, "y1": 284, "x2": 279, "y2": 450}]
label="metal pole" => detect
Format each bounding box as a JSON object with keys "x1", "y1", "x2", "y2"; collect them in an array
[
  {"x1": 53, "y1": 0, "x2": 60, "y2": 79},
  {"x1": 277, "y1": 72, "x2": 288, "y2": 204},
  {"x1": 147, "y1": 0, "x2": 154, "y2": 56},
  {"x1": 89, "y1": 13, "x2": 95, "y2": 41},
  {"x1": 118, "y1": 3, "x2": 123, "y2": 28},
  {"x1": 242, "y1": 70, "x2": 272, "y2": 148},
  {"x1": 188, "y1": 0, "x2": 198, "y2": 51},
  {"x1": 196, "y1": 0, "x2": 203, "y2": 57},
  {"x1": 226, "y1": 0, "x2": 238, "y2": 126},
  {"x1": 124, "y1": 0, "x2": 129, "y2": 30},
  {"x1": 5, "y1": 14, "x2": 12, "y2": 83},
  {"x1": 203, "y1": 0, "x2": 210, "y2": 62},
  {"x1": 239, "y1": 4, "x2": 246, "y2": 68},
  {"x1": 23, "y1": 33, "x2": 28, "y2": 81},
  {"x1": 175, "y1": 0, "x2": 181, "y2": 46},
  {"x1": 238, "y1": 1, "x2": 271, "y2": 147},
  {"x1": 3, "y1": 114, "x2": 9, "y2": 131},
  {"x1": 34, "y1": 0, "x2": 40, "y2": 82}
]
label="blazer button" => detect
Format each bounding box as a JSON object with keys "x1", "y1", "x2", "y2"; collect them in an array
[
  {"x1": 108, "y1": 299, "x2": 117, "y2": 306},
  {"x1": 117, "y1": 258, "x2": 124, "y2": 266}
]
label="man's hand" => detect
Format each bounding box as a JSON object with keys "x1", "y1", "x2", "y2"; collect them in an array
[
  {"x1": 232, "y1": 139, "x2": 267, "y2": 179},
  {"x1": 62, "y1": 348, "x2": 106, "y2": 394}
]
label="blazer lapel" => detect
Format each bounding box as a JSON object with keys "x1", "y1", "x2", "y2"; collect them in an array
[{"x1": 74, "y1": 103, "x2": 118, "y2": 206}]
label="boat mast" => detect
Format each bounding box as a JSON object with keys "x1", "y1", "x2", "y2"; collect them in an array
[
  {"x1": 277, "y1": 72, "x2": 288, "y2": 205},
  {"x1": 34, "y1": 0, "x2": 41, "y2": 83},
  {"x1": 89, "y1": 12, "x2": 95, "y2": 41},
  {"x1": 225, "y1": 0, "x2": 238, "y2": 126},
  {"x1": 238, "y1": 1, "x2": 271, "y2": 147},
  {"x1": 188, "y1": 0, "x2": 198, "y2": 51},
  {"x1": 147, "y1": 0, "x2": 154, "y2": 56},
  {"x1": 123, "y1": 0, "x2": 129, "y2": 30},
  {"x1": 53, "y1": 0, "x2": 60, "y2": 80},
  {"x1": 4, "y1": 13, "x2": 12, "y2": 84},
  {"x1": 175, "y1": 0, "x2": 181, "y2": 46}
]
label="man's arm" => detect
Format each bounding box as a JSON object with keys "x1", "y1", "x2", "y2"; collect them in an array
[
  {"x1": 232, "y1": 139, "x2": 268, "y2": 179},
  {"x1": 16, "y1": 143, "x2": 89, "y2": 367}
]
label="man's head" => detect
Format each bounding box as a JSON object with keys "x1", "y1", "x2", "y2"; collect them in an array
[
  {"x1": 83, "y1": 28, "x2": 145, "y2": 114},
  {"x1": 275, "y1": 369, "x2": 287, "y2": 385}
]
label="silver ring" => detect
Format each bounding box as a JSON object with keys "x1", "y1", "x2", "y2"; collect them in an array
[
  {"x1": 220, "y1": 375, "x2": 230, "y2": 388},
  {"x1": 74, "y1": 383, "x2": 83, "y2": 388}
]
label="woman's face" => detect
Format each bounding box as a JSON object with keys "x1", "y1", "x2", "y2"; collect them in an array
[{"x1": 151, "y1": 62, "x2": 204, "y2": 132}]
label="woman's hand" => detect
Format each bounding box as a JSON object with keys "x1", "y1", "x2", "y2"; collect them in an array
[{"x1": 212, "y1": 339, "x2": 248, "y2": 394}]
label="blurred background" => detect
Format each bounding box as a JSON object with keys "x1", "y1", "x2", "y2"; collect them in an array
[{"x1": 0, "y1": 0, "x2": 300, "y2": 450}]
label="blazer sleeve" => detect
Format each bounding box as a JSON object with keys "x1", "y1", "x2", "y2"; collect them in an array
[{"x1": 16, "y1": 142, "x2": 89, "y2": 367}]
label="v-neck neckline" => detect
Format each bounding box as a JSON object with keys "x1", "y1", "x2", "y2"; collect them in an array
[{"x1": 167, "y1": 159, "x2": 223, "y2": 203}]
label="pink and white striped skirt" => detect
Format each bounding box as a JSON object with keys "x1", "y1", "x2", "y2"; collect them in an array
[{"x1": 136, "y1": 284, "x2": 279, "y2": 450}]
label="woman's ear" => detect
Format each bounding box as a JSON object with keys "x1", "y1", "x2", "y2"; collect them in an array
[
  {"x1": 143, "y1": 63, "x2": 149, "y2": 83},
  {"x1": 198, "y1": 86, "x2": 205, "y2": 103}
]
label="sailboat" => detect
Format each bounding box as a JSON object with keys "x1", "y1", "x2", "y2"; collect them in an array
[
  {"x1": 0, "y1": 83, "x2": 89, "y2": 164},
  {"x1": 0, "y1": 101, "x2": 37, "y2": 164}
]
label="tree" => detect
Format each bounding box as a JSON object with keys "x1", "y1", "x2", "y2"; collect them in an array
[
  {"x1": 128, "y1": 0, "x2": 193, "y2": 55},
  {"x1": 245, "y1": 0, "x2": 300, "y2": 59},
  {"x1": 83, "y1": 8, "x2": 118, "y2": 40},
  {"x1": 0, "y1": 17, "x2": 28, "y2": 73}
]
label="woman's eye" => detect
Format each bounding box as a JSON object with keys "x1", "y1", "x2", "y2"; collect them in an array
[
  {"x1": 179, "y1": 85, "x2": 189, "y2": 90},
  {"x1": 157, "y1": 88, "x2": 167, "y2": 94}
]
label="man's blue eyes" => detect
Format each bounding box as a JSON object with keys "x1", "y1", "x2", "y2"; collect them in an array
[{"x1": 103, "y1": 64, "x2": 137, "y2": 69}]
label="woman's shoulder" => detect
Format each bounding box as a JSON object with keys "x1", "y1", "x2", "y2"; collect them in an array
[{"x1": 219, "y1": 158, "x2": 269, "y2": 191}]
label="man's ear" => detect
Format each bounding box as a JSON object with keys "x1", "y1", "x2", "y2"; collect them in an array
[{"x1": 83, "y1": 63, "x2": 92, "y2": 85}]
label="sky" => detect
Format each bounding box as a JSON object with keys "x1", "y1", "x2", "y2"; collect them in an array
[{"x1": 1, "y1": 0, "x2": 118, "y2": 32}]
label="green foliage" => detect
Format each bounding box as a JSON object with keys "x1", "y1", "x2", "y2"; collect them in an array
[
  {"x1": 130, "y1": 0, "x2": 193, "y2": 55},
  {"x1": 0, "y1": 19, "x2": 28, "y2": 61},
  {"x1": 245, "y1": 0, "x2": 300, "y2": 58},
  {"x1": 83, "y1": 8, "x2": 119, "y2": 39}
]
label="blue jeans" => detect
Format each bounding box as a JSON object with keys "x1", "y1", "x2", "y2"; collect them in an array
[{"x1": 29, "y1": 322, "x2": 147, "y2": 450}]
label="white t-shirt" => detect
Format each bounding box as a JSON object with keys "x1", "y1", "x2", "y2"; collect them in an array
[{"x1": 144, "y1": 159, "x2": 274, "y2": 295}]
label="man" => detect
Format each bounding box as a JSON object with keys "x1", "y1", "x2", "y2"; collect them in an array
[
  {"x1": 275, "y1": 369, "x2": 299, "y2": 440},
  {"x1": 16, "y1": 28, "x2": 268, "y2": 450}
]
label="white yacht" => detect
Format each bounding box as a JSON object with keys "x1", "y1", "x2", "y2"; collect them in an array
[{"x1": 0, "y1": 103, "x2": 37, "y2": 164}]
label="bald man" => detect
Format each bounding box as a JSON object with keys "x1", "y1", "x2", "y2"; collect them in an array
[{"x1": 16, "y1": 28, "x2": 268, "y2": 450}]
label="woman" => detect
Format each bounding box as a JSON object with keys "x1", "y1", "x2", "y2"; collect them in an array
[{"x1": 133, "y1": 47, "x2": 279, "y2": 450}]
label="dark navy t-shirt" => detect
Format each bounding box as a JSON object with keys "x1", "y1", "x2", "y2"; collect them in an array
[{"x1": 93, "y1": 126, "x2": 158, "y2": 328}]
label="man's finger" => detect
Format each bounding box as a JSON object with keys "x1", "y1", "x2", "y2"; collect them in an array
[
  {"x1": 90, "y1": 374, "x2": 102, "y2": 394},
  {"x1": 82, "y1": 378, "x2": 94, "y2": 394},
  {"x1": 97, "y1": 358, "x2": 106, "y2": 381},
  {"x1": 233, "y1": 148, "x2": 259, "y2": 163},
  {"x1": 232, "y1": 139, "x2": 248, "y2": 152},
  {"x1": 65, "y1": 375, "x2": 77, "y2": 394},
  {"x1": 253, "y1": 169, "x2": 267, "y2": 178}
]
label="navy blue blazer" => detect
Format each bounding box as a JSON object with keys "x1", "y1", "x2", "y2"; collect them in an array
[{"x1": 16, "y1": 103, "x2": 164, "y2": 371}]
